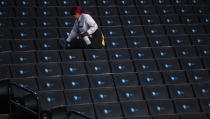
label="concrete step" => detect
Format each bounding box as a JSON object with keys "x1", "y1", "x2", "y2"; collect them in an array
[{"x1": 0, "y1": 114, "x2": 9, "y2": 119}]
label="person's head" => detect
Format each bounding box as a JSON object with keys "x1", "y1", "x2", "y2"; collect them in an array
[{"x1": 71, "y1": 6, "x2": 88, "y2": 19}]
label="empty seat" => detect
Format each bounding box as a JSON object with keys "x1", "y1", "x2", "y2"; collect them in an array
[
  {"x1": 199, "y1": 98, "x2": 210, "y2": 112},
  {"x1": 84, "y1": 49, "x2": 107, "y2": 61},
  {"x1": 121, "y1": 101, "x2": 149, "y2": 117},
  {"x1": 138, "y1": 71, "x2": 163, "y2": 85},
  {"x1": 38, "y1": 91, "x2": 66, "y2": 111},
  {"x1": 117, "y1": 86, "x2": 143, "y2": 101},
  {"x1": 135, "y1": 0, "x2": 153, "y2": 6},
  {"x1": 97, "y1": 0, "x2": 115, "y2": 6},
  {"x1": 78, "y1": 0, "x2": 97, "y2": 6},
  {"x1": 12, "y1": 40, "x2": 36, "y2": 51},
  {"x1": 179, "y1": 57, "x2": 203, "y2": 70},
  {"x1": 153, "y1": 0, "x2": 171, "y2": 5},
  {"x1": 157, "y1": 58, "x2": 181, "y2": 71},
  {"x1": 16, "y1": 0, "x2": 36, "y2": 6},
  {"x1": 12, "y1": 51, "x2": 36, "y2": 64},
  {"x1": 168, "y1": 84, "x2": 194, "y2": 99},
  {"x1": 180, "y1": 15, "x2": 199, "y2": 24},
  {"x1": 15, "y1": 8, "x2": 36, "y2": 17},
  {"x1": 186, "y1": 69, "x2": 210, "y2": 83},
  {"x1": 0, "y1": 18, "x2": 13, "y2": 28},
  {"x1": 105, "y1": 37, "x2": 127, "y2": 48},
  {"x1": 165, "y1": 25, "x2": 185, "y2": 35},
  {"x1": 85, "y1": 61, "x2": 110, "y2": 74},
  {"x1": 60, "y1": 50, "x2": 84, "y2": 61},
  {"x1": 0, "y1": 8, "x2": 13, "y2": 17},
  {"x1": 37, "y1": 50, "x2": 60, "y2": 63},
  {"x1": 110, "y1": 60, "x2": 134, "y2": 73},
  {"x1": 36, "y1": 28, "x2": 59, "y2": 39},
  {"x1": 0, "y1": 40, "x2": 11, "y2": 52},
  {"x1": 185, "y1": 25, "x2": 206, "y2": 35},
  {"x1": 121, "y1": 16, "x2": 141, "y2": 26},
  {"x1": 174, "y1": 99, "x2": 201, "y2": 113},
  {"x1": 11, "y1": 63, "x2": 37, "y2": 78},
  {"x1": 0, "y1": 52, "x2": 11, "y2": 64},
  {"x1": 170, "y1": 35, "x2": 191, "y2": 46},
  {"x1": 91, "y1": 88, "x2": 118, "y2": 103},
  {"x1": 57, "y1": 17, "x2": 75, "y2": 27},
  {"x1": 143, "y1": 85, "x2": 169, "y2": 100},
  {"x1": 152, "y1": 47, "x2": 175, "y2": 58},
  {"x1": 203, "y1": 57, "x2": 210, "y2": 69},
  {"x1": 196, "y1": 46, "x2": 210, "y2": 56},
  {"x1": 193, "y1": 83, "x2": 210, "y2": 98},
  {"x1": 36, "y1": 18, "x2": 58, "y2": 27},
  {"x1": 36, "y1": 39, "x2": 59, "y2": 50},
  {"x1": 94, "y1": 102, "x2": 123, "y2": 119},
  {"x1": 116, "y1": 0, "x2": 135, "y2": 6},
  {"x1": 148, "y1": 100, "x2": 175, "y2": 115},
  {"x1": 100, "y1": 16, "x2": 121, "y2": 26},
  {"x1": 0, "y1": 65, "x2": 11, "y2": 79},
  {"x1": 108, "y1": 49, "x2": 130, "y2": 60},
  {"x1": 163, "y1": 70, "x2": 187, "y2": 84},
  {"x1": 36, "y1": 62, "x2": 62, "y2": 76},
  {"x1": 102, "y1": 27, "x2": 124, "y2": 38},
  {"x1": 156, "y1": 6, "x2": 176, "y2": 15},
  {"x1": 175, "y1": 6, "x2": 194, "y2": 15},
  {"x1": 123, "y1": 26, "x2": 144, "y2": 36},
  {"x1": 134, "y1": 59, "x2": 158, "y2": 72},
  {"x1": 0, "y1": 0, "x2": 14, "y2": 6},
  {"x1": 65, "y1": 89, "x2": 92, "y2": 105},
  {"x1": 99, "y1": 7, "x2": 118, "y2": 16},
  {"x1": 137, "y1": 6, "x2": 157, "y2": 15},
  {"x1": 57, "y1": 0, "x2": 77, "y2": 6},
  {"x1": 63, "y1": 75, "x2": 89, "y2": 89},
  {"x1": 12, "y1": 28, "x2": 36, "y2": 39},
  {"x1": 37, "y1": 77, "x2": 64, "y2": 91},
  {"x1": 141, "y1": 15, "x2": 160, "y2": 25},
  {"x1": 0, "y1": 29, "x2": 12, "y2": 39},
  {"x1": 118, "y1": 7, "x2": 138, "y2": 15},
  {"x1": 61, "y1": 61, "x2": 86, "y2": 75},
  {"x1": 160, "y1": 15, "x2": 180, "y2": 24},
  {"x1": 148, "y1": 36, "x2": 169, "y2": 47},
  {"x1": 127, "y1": 36, "x2": 149, "y2": 48},
  {"x1": 37, "y1": 0, "x2": 57, "y2": 6},
  {"x1": 89, "y1": 74, "x2": 114, "y2": 88},
  {"x1": 57, "y1": 7, "x2": 72, "y2": 17},
  {"x1": 130, "y1": 48, "x2": 153, "y2": 59},
  {"x1": 113, "y1": 73, "x2": 139, "y2": 87},
  {"x1": 191, "y1": 35, "x2": 210, "y2": 45},
  {"x1": 193, "y1": 6, "x2": 210, "y2": 15},
  {"x1": 175, "y1": 46, "x2": 197, "y2": 57},
  {"x1": 14, "y1": 18, "x2": 36, "y2": 27},
  {"x1": 37, "y1": 7, "x2": 57, "y2": 17}
]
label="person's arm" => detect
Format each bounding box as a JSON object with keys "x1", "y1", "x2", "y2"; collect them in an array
[
  {"x1": 85, "y1": 14, "x2": 98, "y2": 35},
  {"x1": 66, "y1": 21, "x2": 78, "y2": 42}
]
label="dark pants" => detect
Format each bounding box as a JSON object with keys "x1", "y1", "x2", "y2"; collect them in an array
[{"x1": 69, "y1": 29, "x2": 103, "y2": 49}]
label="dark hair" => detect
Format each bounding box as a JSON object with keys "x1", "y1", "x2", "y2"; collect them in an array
[{"x1": 70, "y1": 6, "x2": 88, "y2": 16}]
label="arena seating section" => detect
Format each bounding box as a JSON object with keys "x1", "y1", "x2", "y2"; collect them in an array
[{"x1": 1, "y1": 0, "x2": 210, "y2": 119}]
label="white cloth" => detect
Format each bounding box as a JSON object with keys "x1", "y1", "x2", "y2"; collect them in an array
[{"x1": 66, "y1": 13, "x2": 98, "y2": 42}]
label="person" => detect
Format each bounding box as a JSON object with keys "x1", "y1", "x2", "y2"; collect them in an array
[{"x1": 66, "y1": 6, "x2": 105, "y2": 49}]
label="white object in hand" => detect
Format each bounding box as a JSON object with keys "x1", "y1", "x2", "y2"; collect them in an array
[
  {"x1": 66, "y1": 37, "x2": 71, "y2": 42},
  {"x1": 83, "y1": 36, "x2": 91, "y2": 45}
]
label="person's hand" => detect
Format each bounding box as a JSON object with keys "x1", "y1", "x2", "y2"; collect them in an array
[
  {"x1": 80, "y1": 32, "x2": 89, "y2": 37},
  {"x1": 66, "y1": 37, "x2": 71, "y2": 42}
]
